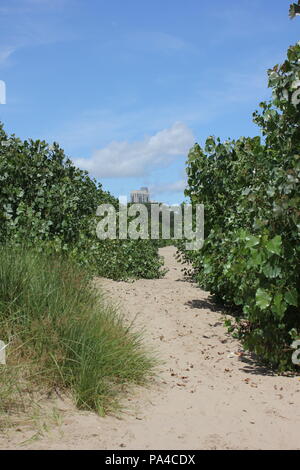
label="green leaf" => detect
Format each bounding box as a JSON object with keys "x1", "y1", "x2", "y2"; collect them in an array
[
  {"x1": 256, "y1": 288, "x2": 272, "y2": 310},
  {"x1": 249, "y1": 249, "x2": 265, "y2": 267},
  {"x1": 289, "y1": 3, "x2": 300, "y2": 20},
  {"x1": 262, "y1": 263, "x2": 282, "y2": 278},
  {"x1": 271, "y1": 293, "x2": 287, "y2": 319},
  {"x1": 245, "y1": 235, "x2": 260, "y2": 248},
  {"x1": 266, "y1": 235, "x2": 282, "y2": 256},
  {"x1": 285, "y1": 288, "x2": 298, "y2": 307}
]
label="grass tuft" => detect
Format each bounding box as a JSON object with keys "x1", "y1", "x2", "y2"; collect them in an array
[{"x1": 0, "y1": 245, "x2": 156, "y2": 427}]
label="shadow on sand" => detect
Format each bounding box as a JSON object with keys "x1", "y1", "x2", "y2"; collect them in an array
[{"x1": 184, "y1": 296, "x2": 284, "y2": 378}]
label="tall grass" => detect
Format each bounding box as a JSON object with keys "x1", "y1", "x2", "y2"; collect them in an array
[{"x1": 0, "y1": 245, "x2": 156, "y2": 423}]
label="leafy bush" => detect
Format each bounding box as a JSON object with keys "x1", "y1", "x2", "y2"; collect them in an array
[
  {"x1": 179, "y1": 41, "x2": 300, "y2": 371},
  {"x1": 91, "y1": 238, "x2": 165, "y2": 280},
  {"x1": 0, "y1": 124, "x2": 163, "y2": 279},
  {"x1": 0, "y1": 246, "x2": 156, "y2": 419}
]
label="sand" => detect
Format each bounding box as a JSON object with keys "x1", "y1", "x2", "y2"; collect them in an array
[{"x1": 1, "y1": 246, "x2": 299, "y2": 450}]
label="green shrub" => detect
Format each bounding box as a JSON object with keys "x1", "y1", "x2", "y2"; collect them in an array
[
  {"x1": 0, "y1": 125, "x2": 163, "y2": 280},
  {"x1": 179, "y1": 41, "x2": 300, "y2": 371}
]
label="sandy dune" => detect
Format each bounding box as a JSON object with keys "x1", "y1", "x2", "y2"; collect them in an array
[{"x1": 1, "y1": 246, "x2": 300, "y2": 450}]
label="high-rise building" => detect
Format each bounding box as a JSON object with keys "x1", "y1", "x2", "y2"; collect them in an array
[{"x1": 130, "y1": 187, "x2": 150, "y2": 203}]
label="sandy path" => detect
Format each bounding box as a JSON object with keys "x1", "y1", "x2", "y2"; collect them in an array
[{"x1": 1, "y1": 246, "x2": 300, "y2": 450}]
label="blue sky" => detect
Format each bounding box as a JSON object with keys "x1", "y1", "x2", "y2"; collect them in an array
[{"x1": 0, "y1": 0, "x2": 299, "y2": 204}]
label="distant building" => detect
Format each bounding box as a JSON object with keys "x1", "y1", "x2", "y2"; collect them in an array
[{"x1": 130, "y1": 187, "x2": 150, "y2": 203}]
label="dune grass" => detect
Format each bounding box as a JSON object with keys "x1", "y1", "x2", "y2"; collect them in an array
[{"x1": 0, "y1": 245, "x2": 156, "y2": 426}]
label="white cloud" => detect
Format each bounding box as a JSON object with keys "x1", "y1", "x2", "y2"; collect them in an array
[
  {"x1": 0, "y1": 0, "x2": 73, "y2": 68},
  {"x1": 0, "y1": 46, "x2": 15, "y2": 65},
  {"x1": 74, "y1": 122, "x2": 195, "y2": 178}
]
